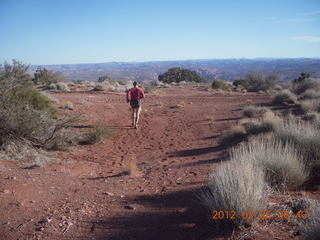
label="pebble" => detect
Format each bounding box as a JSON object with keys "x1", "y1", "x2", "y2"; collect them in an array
[
  {"x1": 124, "y1": 204, "x2": 138, "y2": 210},
  {"x1": 102, "y1": 192, "x2": 114, "y2": 196}
]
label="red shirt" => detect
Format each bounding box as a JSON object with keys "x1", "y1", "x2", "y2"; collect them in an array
[{"x1": 127, "y1": 87, "x2": 145, "y2": 101}]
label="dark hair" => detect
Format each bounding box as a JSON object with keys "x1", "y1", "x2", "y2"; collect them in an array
[{"x1": 133, "y1": 81, "x2": 138, "y2": 86}]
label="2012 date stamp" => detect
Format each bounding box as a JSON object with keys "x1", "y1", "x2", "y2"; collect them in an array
[{"x1": 211, "y1": 210, "x2": 309, "y2": 220}]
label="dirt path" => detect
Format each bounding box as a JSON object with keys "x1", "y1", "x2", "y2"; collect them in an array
[{"x1": 0, "y1": 85, "x2": 271, "y2": 240}]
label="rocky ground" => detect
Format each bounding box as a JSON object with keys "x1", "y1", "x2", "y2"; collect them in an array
[{"x1": 0, "y1": 84, "x2": 317, "y2": 240}]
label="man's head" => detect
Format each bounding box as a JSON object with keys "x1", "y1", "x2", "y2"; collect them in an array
[{"x1": 133, "y1": 81, "x2": 138, "y2": 87}]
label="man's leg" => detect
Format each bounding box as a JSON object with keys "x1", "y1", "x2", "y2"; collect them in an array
[
  {"x1": 135, "y1": 107, "x2": 141, "y2": 128},
  {"x1": 132, "y1": 109, "x2": 135, "y2": 127}
]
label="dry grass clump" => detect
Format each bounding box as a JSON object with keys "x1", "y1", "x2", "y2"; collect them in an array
[
  {"x1": 298, "y1": 199, "x2": 320, "y2": 240},
  {"x1": 219, "y1": 125, "x2": 247, "y2": 145},
  {"x1": 273, "y1": 120, "x2": 320, "y2": 168},
  {"x1": 123, "y1": 160, "x2": 140, "y2": 176},
  {"x1": 211, "y1": 79, "x2": 232, "y2": 91},
  {"x1": 300, "y1": 99, "x2": 320, "y2": 113},
  {"x1": 220, "y1": 111, "x2": 282, "y2": 146},
  {"x1": 79, "y1": 123, "x2": 111, "y2": 145},
  {"x1": 260, "y1": 111, "x2": 283, "y2": 131},
  {"x1": 242, "y1": 136, "x2": 309, "y2": 189},
  {"x1": 300, "y1": 89, "x2": 320, "y2": 100},
  {"x1": 271, "y1": 89, "x2": 297, "y2": 105},
  {"x1": 292, "y1": 78, "x2": 320, "y2": 95},
  {"x1": 243, "y1": 105, "x2": 268, "y2": 118},
  {"x1": 201, "y1": 158, "x2": 267, "y2": 228}
]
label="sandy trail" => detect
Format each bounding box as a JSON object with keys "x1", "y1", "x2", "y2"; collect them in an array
[{"x1": 0, "y1": 85, "x2": 271, "y2": 240}]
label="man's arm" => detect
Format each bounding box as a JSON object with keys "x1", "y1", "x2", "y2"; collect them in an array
[
  {"x1": 140, "y1": 88, "x2": 145, "y2": 99},
  {"x1": 126, "y1": 89, "x2": 131, "y2": 102}
]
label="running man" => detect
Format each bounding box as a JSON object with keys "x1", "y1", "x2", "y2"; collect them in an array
[{"x1": 126, "y1": 81, "x2": 145, "y2": 129}]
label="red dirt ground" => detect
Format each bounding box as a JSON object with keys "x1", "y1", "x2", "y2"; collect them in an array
[{"x1": 0, "y1": 84, "x2": 316, "y2": 239}]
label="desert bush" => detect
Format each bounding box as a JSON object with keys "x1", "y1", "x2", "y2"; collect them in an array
[
  {"x1": 142, "y1": 83, "x2": 156, "y2": 93},
  {"x1": 201, "y1": 152, "x2": 267, "y2": 228},
  {"x1": 242, "y1": 136, "x2": 309, "y2": 189},
  {"x1": 0, "y1": 60, "x2": 32, "y2": 88},
  {"x1": 33, "y1": 67, "x2": 65, "y2": 86},
  {"x1": 92, "y1": 84, "x2": 105, "y2": 91},
  {"x1": 303, "y1": 111, "x2": 320, "y2": 122},
  {"x1": 292, "y1": 78, "x2": 320, "y2": 95},
  {"x1": 272, "y1": 89, "x2": 297, "y2": 105},
  {"x1": 211, "y1": 79, "x2": 231, "y2": 91},
  {"x1": 245, "y1": 72, "x2": 277, "y2": 92},
  {"x1": 300, "y1": 89, "x2": 320, "y2": 100},
  {"x1": 8, "y1": 88, "x2": 58, "y2": 118},
  {"x1": 0, "y1": 60, "x2": 79, "y2": 156},
  {"x1": 220, "y1": 111, "x2": 282, "y2": 145},
  {"x1": 243, "y1": 105, "x2": 268, "y2": 118},
  {"x1": 300, "y1": 99, "x2": 320, "y2": 113},
  {"x1": 98, "y1": 75, "x2": 112, "y2": 82},
  {"x1": 158, "y1": 67, "x2": 202, "y2": 83},
  {"x1": 79, "y1": 123, "x2": 111, "y2": 145},
  {"x1": 298, "y1": 199, "x2": 320, "y2": 240},
  {"x1": 46, "y1": 82, "x2": 70, "y2": 92},
  {"x1": 219, "y1": 125, "x2": 247, "y2": 145},
  {"x1": 233, "y1": 78, "x2": 249, "y2": 89},
  {"x1": 273, "y1": 120, "x2": 320, "y2": 168}
]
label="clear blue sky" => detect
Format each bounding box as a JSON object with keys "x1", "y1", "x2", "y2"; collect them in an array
[{"x1": 0, "y1": 0, "x2": 319, "y2": 64}]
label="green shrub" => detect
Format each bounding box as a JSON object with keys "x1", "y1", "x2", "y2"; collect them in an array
[
  {"x1": 33, "y1": 67, "x2": 65, "y2": 86},
  {"x1": 9, "y1": 88, "x2": 58, "y2": 118},
  {"x1": 272, "y1": 89, "x2": 297, "y2": 105},
  {"x1": 211, "y1": 79, "x2": 231, "y2": 91},
  {"x1": 158, "y1": 67, "x2": 202, "y2": 83},
  {"x1": 233, "y1": 78, "x2": 249, "y2": 89}
]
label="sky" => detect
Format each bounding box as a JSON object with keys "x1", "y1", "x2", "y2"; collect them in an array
[{"x1": 0, "y1": 0, "x2": 320, "y2": 65}]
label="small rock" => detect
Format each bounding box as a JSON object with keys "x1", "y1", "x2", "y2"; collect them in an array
[
  {"x1": 124, "y1": 204, "x2": 137, "y2": 210},
  {"x1": 5, "y1": 176, "x2": 16, "y2": 180},
  {"x1": 35, "y1": 226, "x2": 44, "y2": 231},
  {"x1": 1, "y1": 189, "x2": 11, "y2": 194},
  {"x1": 22, "y1": 164, "x2": 40, "y2": 169},
  {"x1": 102, "y1": 192, "x2": 114, "y2": 196}
]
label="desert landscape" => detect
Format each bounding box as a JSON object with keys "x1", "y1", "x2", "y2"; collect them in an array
[
  {"x1": 1, "y1": 76, "x2": 319, "y2": 239},
  {"x1": 1, "y1": 1, "x2": 320, "y2": 239}
]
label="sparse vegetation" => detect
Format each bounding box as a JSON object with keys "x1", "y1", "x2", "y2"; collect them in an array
[
  {"x1": 211, "y1": 79, "x2": 231, "y2": 91},
  {"x1": 245, "y1": 72, "x2": 277, "y2": 92},
  {"x1": 33, "y1": 67, "x2": 65, "y2": 86},
  {"x1": 272, "y1": 89, "x2": 297, "y2": 105},
  {"x1": 273, "y1": 120, "x2": 320, "y2": 168},
  {"x1": 243, "y1": 105, "x2": 268, "y2": 118},
  {"x1": 300, "y1": 99, "x2": 320, "y2": 113},
  {"x1": 202, "y1": 150, "x2": 267, "y2": 228},
  {"x1": 233, "y1": 77, "x2": 249, "y2": 89},
  {"x1": 158, "y1": 67, "x2": 203, "y2": 83},
  {"x1": 298, "y1": 199, "x2": 320, "y2": 240},
  {"x1": 240, "y1": 136, "x2": 309, "y2": 189},
  {"x1": 79, "y1": 123, "x2": 111, "y2": 145}
]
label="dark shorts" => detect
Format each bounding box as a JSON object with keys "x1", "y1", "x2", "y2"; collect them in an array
[{"x1": 130, "y1": 99, "x2": 141, "y2": 109}]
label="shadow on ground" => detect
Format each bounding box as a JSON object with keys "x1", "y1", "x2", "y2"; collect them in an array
[{"x1": 89, "y1": 187, "x2": 233, "y2": 240}]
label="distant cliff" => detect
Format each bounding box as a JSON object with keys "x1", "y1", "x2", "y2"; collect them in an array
[{"x1": 30, "y1": 58, "x2": 320, "y2": 82}]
